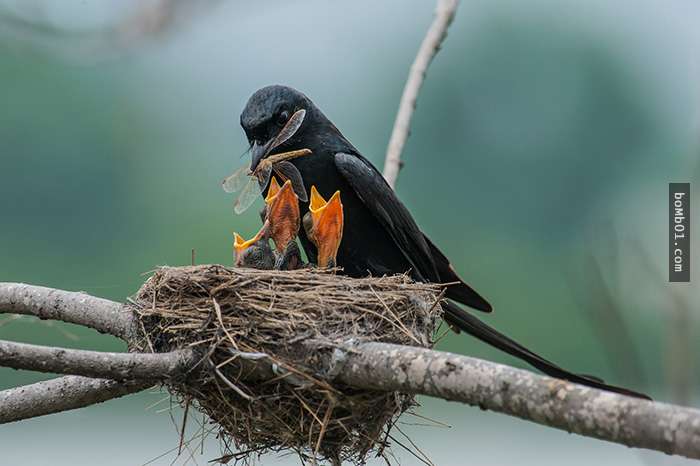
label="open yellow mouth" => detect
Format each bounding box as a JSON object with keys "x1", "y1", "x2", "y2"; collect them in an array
[
  {"x1": 233, "y1": 223, "x2": 267, "y2": 255},
  {"x1": 264, "y1": 176, "x2": 282, "y2": 204},
  {"x1": 307, "y1": 186, "x2": 343, "y2": 268},
  {"x1": 263, "y1": 176, "x2": 300, "y2": 251}
]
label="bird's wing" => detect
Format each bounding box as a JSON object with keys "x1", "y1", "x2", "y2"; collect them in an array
[
  {"x1": 422, "y1": 233, "x2": 492, "y2": 312},
  {"x1": 335, "y1": 152, "x2": 493, "y2": 312},
  {"x1": 334, "y1": 152, "x2": 439, "y2": 282}
]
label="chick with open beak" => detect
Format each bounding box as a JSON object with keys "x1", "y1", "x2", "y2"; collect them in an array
[
  {"x1": 303, "y1": 186, "x2": 344, "y2": 268},
  {"x1": 233, "y1": 222, "x2": 275, "y2": 269},
  {"x1": 264, "y1": 177, "x2": 303, "y2": 270}
]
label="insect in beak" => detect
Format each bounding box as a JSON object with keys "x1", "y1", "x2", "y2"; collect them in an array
[{"x1": 250, "y1": 109, "x2": 306, "y2": 172}]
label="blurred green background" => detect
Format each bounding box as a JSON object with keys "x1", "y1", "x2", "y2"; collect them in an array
[{"x1": 0, "y1": 0, "x2": 698, "y2": 464}]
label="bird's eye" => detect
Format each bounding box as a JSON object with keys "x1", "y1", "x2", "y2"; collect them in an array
[{"x1": 277, "y1": 110, "x2": 290, "y2": 125}]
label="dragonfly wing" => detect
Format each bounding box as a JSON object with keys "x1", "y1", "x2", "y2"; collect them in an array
[
  {"x1": 274, "y1": 161, "x2": 308, "y2": 202},
  {"x1": 221, "y1": 165, "x2": 249, "y2": 193},
  {"x1": 234, "y1": 178, "x2": 263, "y2": 215},
  {"x1": 268, "y1": 109, "x2": 306, "y2": 153}
]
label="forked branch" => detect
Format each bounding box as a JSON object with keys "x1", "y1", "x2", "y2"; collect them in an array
[{"x1": 1, "y1": 283, "x2": 699, "y2": 460}]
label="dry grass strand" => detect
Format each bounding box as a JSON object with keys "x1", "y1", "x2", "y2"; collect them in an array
[{"x1": 130, "y1": 265, "x2": 442, "y2": 465}]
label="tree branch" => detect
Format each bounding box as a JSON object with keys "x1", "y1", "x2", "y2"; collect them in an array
[
  {"x1": 0, "y1": 282, "x2": 136, "y2": 340},
  {"x1": 0, "y1": 375, "x2": 152, "y2": 424},
  {"x1": 383, "y1": 0, "x2": 459, "y2": 188},
  {"x1": 335, "y1": 342, "x2": 700, "y2": 460},
  {"x1": 1, "y1": 283, "x2": 699, "y2": 459},
  {"x1": 0, "y1": 340, "x2": 196, "y2": 381}
]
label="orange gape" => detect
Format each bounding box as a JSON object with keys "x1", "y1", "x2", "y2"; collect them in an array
[
  {"x1": 307, "y1": 186, "x2": 344, "y2": 268},
  {"x1": 264, "y1": 177, "x2": 300, "y2": 251},
  {"x1": 233, "y1": 221, "x2": 271, "y2": 267}
]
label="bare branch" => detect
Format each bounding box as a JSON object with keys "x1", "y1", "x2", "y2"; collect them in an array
[
  {"x1": 1, "y1": 283, "x2": 699, "y2": 459},
  {"x1": 0, "y1": 340, "x2": 195, "y2": 380},
  {"x1": 383, "y1": 0, "x2": 459, "y2": 188},
  {"x1": 0, "y1": 375, "x2": 152, "y2": 424},
  {"x1": 0, "y1": 282, "x2": 135, "y2": 340},
  {"x1": 336, "y1": 342, "x2": 700, "y2": 460}
]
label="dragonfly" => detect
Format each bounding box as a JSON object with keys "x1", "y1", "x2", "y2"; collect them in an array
[{"x1": 222, "y1": 109, "x2": 311, "y2": 214}]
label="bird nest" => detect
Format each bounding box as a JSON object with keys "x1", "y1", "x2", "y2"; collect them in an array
[{"x1": 130, "y1": 265, "x2": 443, "y2": 465}]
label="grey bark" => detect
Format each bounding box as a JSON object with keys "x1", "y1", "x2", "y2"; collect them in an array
[
  {"x1": 0, "y1": 340, "x2": 196, "y2": 380},
  {"x1": 335, "y1": 342, "x2": 700, "y2": 459},
  {"x1": 0, "y1": 375, "x2": 152, "y2": 424},
  {"x1": 2, "y1": 283, "x2": 700, "y2": 460},
  {"x1": 0, "y1": 282, "x2": 136, "y2": 340}
]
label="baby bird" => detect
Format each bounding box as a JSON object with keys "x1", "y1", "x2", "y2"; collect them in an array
[
  {"x1": 264, "y1": 177, "x2": 303, "y2": 270},
  {"x1": 302, "y1": 186, "x2": 344, "y2": 268},
  {"x1": 233, "y1": 222, "x2": 275, "y2": 269}
]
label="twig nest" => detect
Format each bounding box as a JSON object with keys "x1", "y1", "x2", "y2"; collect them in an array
[{"x1": 131, "y1": 265, "x2": 443, "y2": 465}]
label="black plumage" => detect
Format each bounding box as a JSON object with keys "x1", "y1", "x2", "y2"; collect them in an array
[{"x1": 239, "y1": 84, "x2": 649, "y2": 399}]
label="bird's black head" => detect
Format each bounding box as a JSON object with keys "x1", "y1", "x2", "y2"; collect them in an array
[{"x1": 240, "y1": 85, "x2": 315, "y2": 171}]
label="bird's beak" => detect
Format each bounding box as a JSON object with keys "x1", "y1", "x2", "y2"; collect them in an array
[
  {"x1": 307, "y1": 186, "x2": 343, "y2": 268},
  {"x1": 265, "y1": 179, "x2": 300, "y2": 251},
  {"x1": 250, "y1": 140, "x2": 268, "y2": 173},
  {"x1": 264, "y1": 176, "x2": 282, "y2": 204},
  {"x1": 233, "y1": 224, "x2": 268, "y2": 258}
]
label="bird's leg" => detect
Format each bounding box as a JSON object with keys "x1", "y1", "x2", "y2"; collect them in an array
[{"x1": 303, "y1": 186, "x2": 344, "y2": 268}]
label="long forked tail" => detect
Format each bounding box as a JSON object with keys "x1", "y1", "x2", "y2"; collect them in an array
[{"x1": 442, "y1": 301, "x2": 651, "y2": 400}]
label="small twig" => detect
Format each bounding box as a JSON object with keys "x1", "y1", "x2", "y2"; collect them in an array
[
  {"x1": 291, "y1": 391, "x2": 324, "y2": 426},
  {"x1": 142, "y1": 424, "x2": 217, "y2": 466},
  {"x1": 369, "y1": 284, "x2": 422, "y2": 345},
  {"x1": 209, "y1": 358, "x2": 252, "y2": 401},
  {"x1": 405, "y1": 410, "x2": 451, "y2": 429},
  {"x1": 394, "y1": 425, "x2": 434, "y2": 466},
  {"x1": 212, "y1": 298, "x2": 239, "y2": 351},
  {"x1": 145, "y1": 393, "x2": 172, "y2": 412},
  {"x1": 383, "y1": 0, "x2": 459, "y2": 188},
  {"x1": 314, "y1": 401, "x2": 335, "y2": 457},
  {"x1": 178, "y1": 396, "x2": 191, "y2": 455},
  {"x1": 387, "y1": 433, "x2": 433, "y2": 466},
  {"x1": 200, "y1": 412, "x2": 206, "y2": 454}
]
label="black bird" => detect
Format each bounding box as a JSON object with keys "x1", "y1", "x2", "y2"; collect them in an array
[{"x1": 239, "y1": 84, "x2": 649, "y2": 399}]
